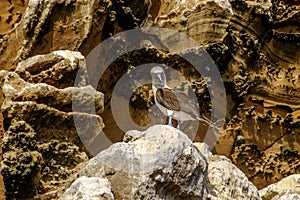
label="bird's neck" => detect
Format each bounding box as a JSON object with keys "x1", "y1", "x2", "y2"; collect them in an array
[
  {"x1": 152, "y1": 85, "x2": 157, "y2": 93},
  {"x1": 152, "y1": 85, "x2": 158, "y2": 104}
]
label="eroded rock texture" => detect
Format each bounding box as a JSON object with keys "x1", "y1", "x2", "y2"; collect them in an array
[
  {"x1": 0, "y1": 0, "x2": 299, "y2": 195},
  {"x1": 215, "y1": 0, "x2": 300, "y2": 188},
  {"x1": 147, "y1": 0, "x2": 233, "y2": 44},
  {"x1": 0, "y1": 0, "x2": 29, "y2": 35},
  {"x1": 0, "y1": 0, "x2": 111, "y2": 69},
  {"x1": 92, "y1": 0, "x2": 300, "y2": 188},
  {"x1": 0, "y1": 51, "x2": 104, "y2": 199},
  {"x1": 0, "y1": 0, "x2": 152, "y2": 70}
]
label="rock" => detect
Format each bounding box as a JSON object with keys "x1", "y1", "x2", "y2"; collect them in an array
[
  {"x1": 66, "y1": 125, "x2": 209, "y2": 200},
  {"x1": 212, "y1": 0, "x2": 300, "y2": 188},
  {"x1": 0, "y1": 0, "x2": 300, "y2": 195},
  {"x1": 272, "y1": 193, "x2": 300, "y2": 200},
  {"x1": 193, "y1": 142, "x2": 261, "y2": 199},
  {"x1": 0, "y1": 0, "x2": 154, "y2": 70},
  {"x1": 259, "y1": 174, "x2": 300, "y2": 200},
  {"x1": 228, "y1": 108, "x2": 300, "y2": 189},
  {"x1": 0, "y1": 0, "x2": 29, "y2": 35},
  {"x1": 148, "y1": 0, "x2": 233, "y2": 44},
  {"x1": 207, "y1": 155, "x2": 261, "y2": 200},
  {"x1": 0, "y1": 0, "x2": 112, "y2": 69},
  {"x1": 61, "y1": 125, "x2": 261, "y2": 200},
  {"x1": 122, "y1": 129, "x2": 146, "y2": 142},
  {"x1": 0, "y1": 50, "x2": 104, "y2": 199},
  {"x1": 14, "y1": 50, "x2": 88, "y2": 88},
  {"x1": 59, "y1": 176, "x2": 114, "y2": 200},
  {"x1": 193, "y1": 142, "x2": 212, "y2": 158},
  {"x1": 0, "y1": 121, "x2": 42, "y2": 199}
]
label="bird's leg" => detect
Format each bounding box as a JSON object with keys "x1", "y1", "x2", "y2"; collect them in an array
[
  {"x1": 177, "y1": 120, "x2": 182, "y2": 130},
  {"x1": 167, "y1": 110, "x2": 174, "y2": 127},
  {"x1": 168, "y1": 115, "x2": 173, "y2": 126}
]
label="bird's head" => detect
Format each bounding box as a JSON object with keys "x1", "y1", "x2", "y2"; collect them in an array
[{"x1": 151, "y1": 66, "x2": 167, "y2": 89}]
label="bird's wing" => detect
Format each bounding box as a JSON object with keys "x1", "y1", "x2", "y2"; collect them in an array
[
  {"x1": 156, "y1": 88, "x2": 181, "y2": 111},
  {"x1": 197, "y1": 115, "x2": 224, "y2": 133},
  {"x1": 156, "y1": 87, "x2": 200, "y2": 118},
  {"x1": 196, "y1": 115, "x2": 212, "y2": 126},
  {"x1": 175, "y1": 92, "x2": 200, "y2": 118}
]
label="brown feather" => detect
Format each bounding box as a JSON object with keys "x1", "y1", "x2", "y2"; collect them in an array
[
  {"x1": 156, "y1": 88, "x2": 181, "y2": 111},
  {"x1": 156, "y1": 87, "x2": 200, "y2": 118}
]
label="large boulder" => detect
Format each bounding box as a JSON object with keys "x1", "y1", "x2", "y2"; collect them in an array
[
  {"x1": 207, "y1": 154, "x2": 261, "y2": 199},
  {"x1": 63, "y1": 125, "x2": 208, "y2": 199},
  {"x1": 61, "y1": 125, "x2": 261, "y2": 200}
]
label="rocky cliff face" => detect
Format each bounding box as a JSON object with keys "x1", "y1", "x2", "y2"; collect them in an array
[
  {"x1": 0, "y1": 0, "x2": 300, "y2": 199},
  {"x1": 217, "y1": 0, "x2": 300, "y2": 188},
  {"x1": 0, "y1": 50, "x2": 104, "y2": 199}
]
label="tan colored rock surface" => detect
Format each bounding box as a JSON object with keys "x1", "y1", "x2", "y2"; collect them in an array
[
  {"x1": 0, "y1": 0, "x2": 29, "y2": 35},
  {"x1": 0, "y1": 50, "x2": 104, "y2": 199},
  {"x1": 0, "y1": 0, "x2": 300, "y2": 196},
  {"x1": 0, "y1": 0, "x2": 112, "y2": 70},
  {"x1": 0, "y1": 0, "x2": 154, "y2": 70},
  {"x1": 148, "y1": 0, "x2": 233, "y2": 44},
  {"x1": 209, "y1": 0, "x2": 300, "y2": 188}
]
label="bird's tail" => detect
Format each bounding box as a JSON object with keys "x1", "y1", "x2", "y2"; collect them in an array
[{"x1": 197, "y1": 115, "x2": 224, "y2": 133}]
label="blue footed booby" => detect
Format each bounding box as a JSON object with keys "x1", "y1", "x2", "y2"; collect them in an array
[{"x1": 151, "y1": 66, "x2": 217, "y2": 129}]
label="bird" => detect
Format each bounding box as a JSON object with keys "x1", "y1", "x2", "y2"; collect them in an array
[{"x1": 150, "y1": 66, "x2": 219, "y2": 130}]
